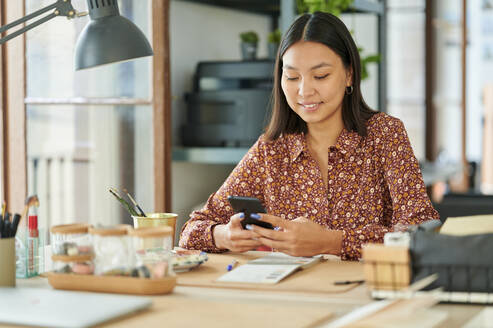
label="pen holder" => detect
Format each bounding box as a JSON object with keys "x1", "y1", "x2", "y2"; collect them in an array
[
  {"x1": 132, "y1": 213, "x2": 178, "y2": 246},
  {"x1": 0, "y1": 238, "x2": 16, "y2": 287},
  {"x1": 15, "y1": 227, "x2": 45, "y2": 278}
]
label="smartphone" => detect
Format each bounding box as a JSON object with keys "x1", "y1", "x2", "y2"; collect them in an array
[{"x1": 227, "y1": 195, "x2": 274, "y2": 230}]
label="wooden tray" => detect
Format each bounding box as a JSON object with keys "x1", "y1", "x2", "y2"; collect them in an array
[{"x1": 47, "y1": 273, "x2": 177, "y2": 295}]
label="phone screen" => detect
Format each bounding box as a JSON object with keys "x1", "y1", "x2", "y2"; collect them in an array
[{"x1": 227, "y1": 195, "x2": 274, "y2": 230}]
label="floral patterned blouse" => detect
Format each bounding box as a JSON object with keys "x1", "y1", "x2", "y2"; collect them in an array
[{"x1": 179, "y1": 113, "x2": 439, "y2": 260}]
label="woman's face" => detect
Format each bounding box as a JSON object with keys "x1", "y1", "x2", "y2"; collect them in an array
[{"x1": 281, "y1": 41, "x2": 352, "y2": 129}]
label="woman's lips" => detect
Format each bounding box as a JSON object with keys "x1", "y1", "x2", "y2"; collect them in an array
[{"x1": 299, "y1": 102, "x2": 322, "y2": 111}]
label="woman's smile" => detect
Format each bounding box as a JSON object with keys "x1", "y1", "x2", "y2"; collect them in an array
[{"x1": 299, "y1": 101, "x2": 323, "y2": 111}]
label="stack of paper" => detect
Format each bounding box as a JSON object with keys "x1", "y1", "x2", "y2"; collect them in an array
[{"x1": 440, "y1": 215, "x2": 493, "y2": 236}]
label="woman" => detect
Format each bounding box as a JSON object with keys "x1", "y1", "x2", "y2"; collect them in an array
[{"x1": 179, "y1": 12, "x2": 439, "y2": 260}]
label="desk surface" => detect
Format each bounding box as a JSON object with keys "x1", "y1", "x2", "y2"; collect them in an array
[{"x1": 6, "y1": 254, "x2": 486, "y2": 328}]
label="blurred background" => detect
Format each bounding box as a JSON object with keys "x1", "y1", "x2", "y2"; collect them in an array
[{"x1": 1, "y1": 0, "x2": 492, "y2": 244}]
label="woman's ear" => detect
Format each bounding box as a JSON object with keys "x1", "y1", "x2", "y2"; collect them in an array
[{"x1": 346, "y1": 67, "x2": 353, "y2": 87}]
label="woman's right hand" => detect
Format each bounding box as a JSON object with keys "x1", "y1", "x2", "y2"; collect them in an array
[{"x1": 213, "y1": 213, "x2": 262, "y2": 252}]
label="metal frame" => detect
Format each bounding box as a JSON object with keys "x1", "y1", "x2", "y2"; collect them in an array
[{"x1": 0, "y1": 0, "x2": 77, "y2": 45}]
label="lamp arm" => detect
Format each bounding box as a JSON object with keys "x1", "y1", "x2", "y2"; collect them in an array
[{"x1": 0, "y1": 0, "x2": 77, "y2": 45}]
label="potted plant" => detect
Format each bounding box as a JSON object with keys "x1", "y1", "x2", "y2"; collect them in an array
[
  {"x1": 267, "y1": 29, "x2": 281, "y2": 60},
  {"x1": 297, "y1": 0, "x2": 353, "y2": 16},
  {"x1": 296, "y1": 0, "x2": 380, "y2": 81},
  {"x1": 240, "y1": 31, "x2": 259, "y2": 60}
]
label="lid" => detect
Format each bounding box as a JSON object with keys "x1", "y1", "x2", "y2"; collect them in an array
[
  {"x1": 89, "y1": 225, "x2": 129, "y2": 236},
  {"x1": 51, "y1": 254, "x2": 94, "y2": 262},
  {"x1": 50, "y1": 223, "x2": 91, "y2": 234},
  {"x1": 129, "y1": 226, "x2": 173, "y2": 238}
]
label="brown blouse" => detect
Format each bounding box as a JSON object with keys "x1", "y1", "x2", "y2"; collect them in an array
[{"x1": 179, "y1": 113, "x2": 439, "y2": 260}]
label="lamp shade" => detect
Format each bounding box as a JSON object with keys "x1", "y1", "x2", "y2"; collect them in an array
[{"x1": 74, "y1": 0, "x2": 153, "y2": 70}]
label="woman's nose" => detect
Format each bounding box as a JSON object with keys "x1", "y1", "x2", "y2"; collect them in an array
[{"x1": 298, "y1": 79, "x2": 315, "y2": 97}]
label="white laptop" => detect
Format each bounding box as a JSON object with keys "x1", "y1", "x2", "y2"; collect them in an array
[{"x1": 0, "y1": 287, "x2": 152, "y2": 328}]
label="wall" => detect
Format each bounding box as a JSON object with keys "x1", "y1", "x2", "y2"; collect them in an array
[
  {"x1": 340, "y1": 13, "x2": 379, "y2": 111},
  {"x1": 169, "y1": 1, "x2": 271, "y2": 241}
]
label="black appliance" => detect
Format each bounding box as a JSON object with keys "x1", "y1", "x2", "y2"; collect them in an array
[{"x1": 182, "y1": 60, "x2": 274, "y2": 147}]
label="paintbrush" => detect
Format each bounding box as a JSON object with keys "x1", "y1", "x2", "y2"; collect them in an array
[
  {"x1": 109, "y1": 188, "x2": 139, "y2": 216},
  {"x1": 20, "y1": 195, "x2": 39, "y2": 227},
  {"x1": 123, "y1": 188, "x2": 146, "y2": 217}
]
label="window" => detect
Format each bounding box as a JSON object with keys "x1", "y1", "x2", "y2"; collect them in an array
[
  {"x1": 387, "y1": 0, "x2": 426, "y2": 160},
  {"x1": 25, "y1": 0, "x2": 153, "y2": 228}
]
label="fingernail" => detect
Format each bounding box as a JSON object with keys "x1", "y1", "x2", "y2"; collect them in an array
[
  {"x1": 245, "y1": 224, "x2": 253, "y2": 230},
  {"x1": 250, "y1": 213, "x2": 261, "y2": 220},
  {"x1": 239, "y1": 212, "x2": 244, "y2": 218}
]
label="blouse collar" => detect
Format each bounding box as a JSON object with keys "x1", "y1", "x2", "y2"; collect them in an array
[{"x1": 287, "y1": 128, "x2": 362, "y2": 162}]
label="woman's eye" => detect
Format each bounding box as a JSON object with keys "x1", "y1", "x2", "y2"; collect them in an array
[
  {"x1": 286, "y1": 76, "x2": 299, "y2": 81},
  {"x1": 315, "y1": 74, "x2": 329, "y2": 80}
]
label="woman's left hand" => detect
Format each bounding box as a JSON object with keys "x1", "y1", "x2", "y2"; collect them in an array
[{"x1": 249, "y1": 214, "x2": 343, "y2": 257}]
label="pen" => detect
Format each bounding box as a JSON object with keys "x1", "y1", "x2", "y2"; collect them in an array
[
  {"x1": 2, "y1": 213, "x2": 11, "y2": 238},
  {"x1": 12, "y1": 213, "x2": 21, "y2": 237},
  {"x1": 1, "y1": 201, "x2": 5, "y2": 219},
  {"x1": 334, "y1": 279, "x2": 365, "y2": 285},
  {"x1": 123, "y1": 188, "x2": 146, "y2": 217},
  {"x1": 227, "y1": 259, "x2": 238, "y2": 271}
]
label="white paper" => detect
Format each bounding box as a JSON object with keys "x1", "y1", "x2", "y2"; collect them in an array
[
  {"x1": 217, "y1": 264, "x2": 300, "y2": 284},
  {"x1": 248, "y1": 253, "x2": 321, "y2": 269}
]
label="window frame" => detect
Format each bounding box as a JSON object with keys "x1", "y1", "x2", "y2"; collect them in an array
[{"x1": 0, "y1": 0, "x2": 171, "y2": 213}]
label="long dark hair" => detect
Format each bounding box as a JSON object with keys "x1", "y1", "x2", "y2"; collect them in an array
[{"x1": 265, "y1": 12, "x2": 376, "y2": 140}]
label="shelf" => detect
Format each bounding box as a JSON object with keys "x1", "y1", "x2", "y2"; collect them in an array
[
  {"x1": 173, "y1": 147, "x2": 249, "y2": 164},
  {"x1": 350, "y1": 0, "x2": 385, "y2": 15},
  {"x1": 179, "y1": 0, "x2": 280, "y2": 16},
  {"x1": 179, "y1": 0, "x2": 385, "y2": 16},
  {"x1": 174, "y1": 149, "x2": 462, "y2": 185}
]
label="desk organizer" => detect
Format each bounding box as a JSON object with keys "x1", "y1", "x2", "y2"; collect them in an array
[
  {"x1": 47, "y1": 273, "x2": 177, "y2": 295},
  {"x1": 363, "y1": 221, "x2": 493, "y2": 304},
  {"x1": 362, "y1": 244, "x2": 410, "y2": 291}
]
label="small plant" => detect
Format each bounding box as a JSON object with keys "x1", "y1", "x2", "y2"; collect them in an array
[
  {"x1": 359, "y1": 47, "x2": 380, "y2": 80},
  {"x1": 297, "y1": 0, "x2": 353, "y2": 16},
  {"x1": 267, "y1": 29, "x2": 281, "y2": 44},
  {"x1": 240, "y1": 31, "x2": 259, "y2": 44}
]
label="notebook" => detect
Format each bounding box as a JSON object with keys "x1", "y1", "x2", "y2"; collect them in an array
[
  {"x1": 216, "y1": 253, "x2": 321, "y2": 284},
  {"x1": 0, "y1": 287, "x2": 151, "y2": 328}
]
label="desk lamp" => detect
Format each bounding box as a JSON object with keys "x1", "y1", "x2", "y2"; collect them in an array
[{"x1": 0, "y1": 0, "x2": 153, "y2": 70}]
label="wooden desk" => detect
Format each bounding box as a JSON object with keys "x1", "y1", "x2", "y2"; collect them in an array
[{"x1": 8, "y1": 253, "x2": 487, "y2": 328}]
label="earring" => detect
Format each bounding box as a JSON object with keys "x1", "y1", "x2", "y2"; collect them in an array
[{"x1": 345, "y1": 85, "x2": 354, "y2": 95}]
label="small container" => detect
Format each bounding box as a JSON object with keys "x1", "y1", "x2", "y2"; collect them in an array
[
  {"x1": 89, "y1": 226, "x2": 135, "y2": 276},
  {"x1": 129, "y1": 227, "x2": 174, "y2": 278},
  {"x1": 50, "y1": 224, "x2": 93, "y2": 256},
  {"x1": 52, "y1": 254, "x2": 95, "y2": 275},
  {"x1": 132, "y1": 213, "x2": 178, "y2": 246}
]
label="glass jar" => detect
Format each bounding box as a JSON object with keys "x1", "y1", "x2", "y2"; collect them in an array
[
  {"x1": 89, "y1": 226, "x2": 135, "y2": 276},
  {"x1": 50, "y1": 224, "x2": 93, "y2": 256},
  {"x1": 52, "y1": 254, "x2": 94, "y2": 275},
  {"x1": 129, "y1": 226, "x2": 174, "y2": 278}
]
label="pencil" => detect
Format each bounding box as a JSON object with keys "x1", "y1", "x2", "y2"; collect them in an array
[
  {"x1": 109, "y1": 188, "x2": 139, "y2": 216},
  {"x1": 123, "y1": 188, "x2": 146, "y2": 217}
]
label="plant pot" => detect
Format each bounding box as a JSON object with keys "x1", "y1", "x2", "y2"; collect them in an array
[
  {"x1": 268, "y1": 42, "x2": 279, "y2": 60},
  {"x1": 241, "y1": 42, "x2": 257, "y2": 60}
]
